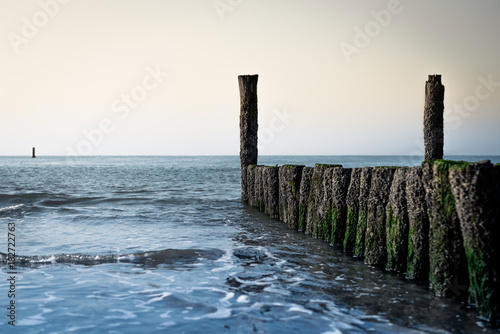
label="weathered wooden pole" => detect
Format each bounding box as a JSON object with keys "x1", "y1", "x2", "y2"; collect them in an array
[
  {"x1": 239, "y1": 74, "x2": 258, "y2": 200},
  {"x1": 32, "y1": 147, "x2": 36, "y2": 158},
  {"x1": 450, "y1": 161, "x2": 500, "y2": 322},
  {"x1": 423, "y1": 75, "x2": 445, "y2": 161}
]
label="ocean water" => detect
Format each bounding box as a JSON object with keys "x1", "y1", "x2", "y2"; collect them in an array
[{"x1": 1, "y1": 155, "x2": 499, "y2": 334}]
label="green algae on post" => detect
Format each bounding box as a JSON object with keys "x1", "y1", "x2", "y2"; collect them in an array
[
  {"x1": 297, "y1": 167, "x2": 313, "y2": 232},
  {"x1": 306, "y1": 164, "x2": 332, "y2": 237},
  {"x1": 449, "y1": 161, "x2": 500, "y2": 323},
  {"x1": 344, "y1": 168, "x2": 362, "y2": 253},
  {"x1": 405, "y1": 167, "x2": 429, "y2": 281},
  {"x1": 330, "y1": 167, "x2": 351, "y2": 247},
  {"x1": 423, "y1": 160, "x2": 469, "y2": 299},
  {"x1": 364, "y1": 167, "x2": 396, "y2": 267},
  {"x1": 354, "y1": 167, "x2": 373, "y2": 258},
  {"x1": 278, "y1": 165, "x2": 304, "y2": 229},
  {"x1": 386, "y1": 168, "x2": 409, "y2": 272}
]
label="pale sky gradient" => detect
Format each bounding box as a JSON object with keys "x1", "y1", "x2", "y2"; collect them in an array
[{"x1": 1, "y1": 0, "x2": 499, "y2": 156}]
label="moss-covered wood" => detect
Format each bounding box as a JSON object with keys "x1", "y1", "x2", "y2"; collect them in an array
[
  {"x1": 422, "y1": 160, "x2": 469, "y2": 300},
  {"x1": 386, "y1": 168, "x2": 409, "y2": 272},
  {"x1": 330, "y1": 167, "x2": 351, "y2": 247},
  {"x1": 241, "y1": 159, "x2": 499, "y2": 324},
  {"x1": 263, "y1": 166, "x2": 279, "y2": 219},
  {"x1": 298, "y1": 167, "x2": 313, "y2": 232},
  {"x1": 318, "y1": 168, "x2": 335, "y2": 242},
  {"x1": 256, "y1": 167, "x2": 266, "y2": 212},
  {"x1": 365, "y1": 167, "x2": 396, "y2": 267},
  {"x1": 406, "y1": 167, "x2": 429, "y2": 281},
  {"x1": 344, "y1": 168, "x2": 362, "y2": 253},
  {"x1": 305, "y1": 164, "x2": 326, "y2": 236},
  {"x1": 239, "y1": 75, "x2": 258, "y2": 169},
  {"x1": 278, "y1": 165, "x2": 304, "y2": 228},
  {"x1": 423, "y1": 74, "x2": 444, "y2": 161},
  {"x1": 449, "y1": 161, "x2": 500, "y2": 323},
  {"x1": 241, "y1": 165, "x2": 249, "y2": 202},
  {"x1": 237, "y1": 74, "x2": 500, "y2": 323},
  {"x1": 246, "y1": 165, "x2": 258, "y2": 207},
  {"x1": 305, "y1": 164, "x2": 340, "y2": 238},
  {"x1": 354, "y1": 167, "x2": 373, "y2": 258},
  {"x1": 239, "y1": 75, "x2": 259, "y2": 201}
]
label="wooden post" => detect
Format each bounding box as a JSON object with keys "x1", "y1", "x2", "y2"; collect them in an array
[
  {"x1": 239, "y1": 75, "x2": 258, "y2": 168},
  {"x1": 423, "y1": 75, "x2": 445, "y2": 161},
  {"x1": 32, "y1": 147, "x2": 36, "y2": 158},
  {"x1": 239, "y1": 74, "x2": 258, "y2": 200},
  {"x1": 450, "y1": 161, "x2": 500, "y2": 321}
]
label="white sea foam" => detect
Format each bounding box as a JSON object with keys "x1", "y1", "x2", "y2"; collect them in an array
[
  {"x1": 249, "y1": 302, "x2": 284, "y2": 310},
  {"x1": 146, "y1": 292, "x2": 172, "y2": 304},
  {"x1": 31, "y1": 255, "x2": 57, "y2": 264},
  {"x1": 321, "y1": 330, "x2": 343, "y2": 334},
  {"x1": 236, "y1": 295, "x2": 250, "y2": 303},
  {"x1": 220, "y1": 292, "x2": 234, "y2": 304},
  {"x1": 211, "y1": 249, "x2": 236, "y2": 272},
  {"x1": 288, "y1": 304, "x2": 313, "y2": 315},
  {"x1": 206, "y1": 307, "x2": 232, "y2": 319},
  {"x1": 0, "y1": 204, "x2": 25, "y2": 212}
]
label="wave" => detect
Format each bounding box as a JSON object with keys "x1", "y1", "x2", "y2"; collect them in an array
[
  {"x1": 0, "y1": 203, "x2": 27, "y2": 217},
  {"x1": 0, "y1": 193, "x2": 154, "y2": 208},
  {"x1": 41, "y1": 196, "x2": 106, "y2": 206},
  {"x1": 0, "y1": 203, "x2": 25, "y2": 212},
  {"x1": 0, "y1": 248, "x2": 224, "y2": 268}
]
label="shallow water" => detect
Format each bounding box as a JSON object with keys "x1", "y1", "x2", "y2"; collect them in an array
[{"x1": 0, "y1": 156, "x2": 499, "y2": 333}]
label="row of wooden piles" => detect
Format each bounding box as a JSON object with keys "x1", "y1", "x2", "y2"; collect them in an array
[{"x1": 241, "y1": 160, "x2": 500, "y2": 323}]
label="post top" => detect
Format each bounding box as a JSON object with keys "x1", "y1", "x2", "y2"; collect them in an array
[
  {"x1": 238, "y1": 74, "x2": 258, "y2": 78},
  {"x1": 238, "y1": 75, "x2": 259, "y2": 90},
  {"x1": 427, "y1": 74, "x2": 442, "y2": 84}
]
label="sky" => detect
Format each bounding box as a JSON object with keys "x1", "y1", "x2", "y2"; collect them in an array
[{"x1": 1, "y1": 0, "x2": 499, "y2": 156}]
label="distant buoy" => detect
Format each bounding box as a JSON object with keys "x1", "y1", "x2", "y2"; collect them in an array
[{"x1": 32, "y1": 147, "x2": 36, "y2": 158}]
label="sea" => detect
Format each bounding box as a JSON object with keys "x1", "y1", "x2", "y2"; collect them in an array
[{"x1": 1, "y1": 155, "x2": 499, "y2": 334}]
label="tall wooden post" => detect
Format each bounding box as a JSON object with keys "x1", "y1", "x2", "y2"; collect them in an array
[
  {"x1": 239, "y1": 75, "x2": 258, "y2": 168},
  {"x1": 423, "y1": 75, "x2": 445, "y2": 161},
  {"x1": 239, "y1": 74, "x2": 258, "y2": 200}
]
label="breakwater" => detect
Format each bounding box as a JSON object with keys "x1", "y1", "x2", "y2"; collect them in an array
[{"x1": 238, "y1": 74, "x2": 500, "y2": 324}]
